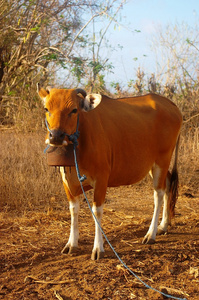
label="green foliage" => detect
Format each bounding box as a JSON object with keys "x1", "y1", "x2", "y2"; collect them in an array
[
  {"x1": 88, "y1": 61, "x2": 104, "y2": 75},
  {"x1": 43, "y1": 54, "x2": 58, "y2": 61},
  {"x1": 30, "y1": 25, "x2": 41, "y2": 32},
  {"x1": 71, "y1": 57, "x2": 84, "y2": 83}
]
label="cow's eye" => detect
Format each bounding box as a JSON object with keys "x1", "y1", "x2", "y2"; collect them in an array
[
  {"x1": 44, "y1": 108, "x2": 51, "y2": 116},
  {"x1": 71, "y1": 108, "x2": 78, "y2": 114}
]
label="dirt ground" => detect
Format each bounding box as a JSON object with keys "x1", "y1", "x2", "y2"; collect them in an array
[{"x1": 0, "y1": 181, "x2": 199, "y2": 300}]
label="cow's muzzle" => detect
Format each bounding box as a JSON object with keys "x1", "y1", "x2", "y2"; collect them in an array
[
  {"x1": 45, "y1": 115, "x2": 79, "y2": 148},
  {"x1": 49, "y1": 129, "x2": 66, "y2": 145}
]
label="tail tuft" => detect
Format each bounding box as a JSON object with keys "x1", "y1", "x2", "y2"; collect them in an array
[
  {"x1": 169, "y1": 168, "x2": 179, "y2": 218},
  {"x1": 168, "y1": 135, "x2": 180, "y2": 219}
]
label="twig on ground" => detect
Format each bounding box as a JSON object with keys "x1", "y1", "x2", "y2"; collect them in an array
[
  {"x1": 160, "y1": 286, "x2": 189, "y2": 298},
  {"x1": 24, "y1": 275, "x2": 75, "y2": 285},
  {"x1": 54, "y1": 290, "x2": 64, "y2": 300}
]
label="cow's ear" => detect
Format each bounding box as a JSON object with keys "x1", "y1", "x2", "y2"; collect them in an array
[
  {"x1": 81, "y1": 93, "x2": 102, "y2": 112},
  {"x1": 37, "y1": 83, "x2": 51, "y2": 104}
]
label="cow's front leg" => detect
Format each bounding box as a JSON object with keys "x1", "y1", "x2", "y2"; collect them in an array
[
  {"x1": 91, "y1": 204, "x2": 104, "y2": 260},
  {"x1": 62, "y1": 199, "x2": 79, "y2": 254}
]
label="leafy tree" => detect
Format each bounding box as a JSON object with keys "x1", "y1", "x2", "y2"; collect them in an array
[
  {"x1": 0, "y1": 0, "x2": 127, "y2": 125},
  {"x1": 0, "y1": 0, "x2": 85, "y2": 96},
  {"x1": 62, "y1": 0, "x2": 126, "y2": 93},
  {"x1": 0, "y1": 0, "x2": 126, "y2": 96}
]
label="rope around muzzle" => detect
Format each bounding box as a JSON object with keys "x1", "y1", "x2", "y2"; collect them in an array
[
  {"x1": 44, "y1": 115, "x2": 80, "y2": 153},
  {"x1": 44, "y1": 117, "x2": 186, "y2": 300}
]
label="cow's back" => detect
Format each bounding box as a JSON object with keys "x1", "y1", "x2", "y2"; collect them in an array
[{"x1": 78, "y1": 93, "x2": 182, "y2": 187}]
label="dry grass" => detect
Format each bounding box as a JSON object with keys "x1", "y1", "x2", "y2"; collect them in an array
[
  {"x1": 179, "y1": 116, "x2": 199, "y2": 194},
  {"x1": 0, "y1": 130, "x2": 66, "y2": 214},
  {"x1": 0, "y1": 117, "x2": 198, "y2": 214}
]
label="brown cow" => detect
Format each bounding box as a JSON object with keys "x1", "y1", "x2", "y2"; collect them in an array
[{"x1": 37, "y1": 85, "x2": 183, "y2": 260}]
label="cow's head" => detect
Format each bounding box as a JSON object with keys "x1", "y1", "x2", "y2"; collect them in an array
[{"x1": 37, "y1": 84, "x2": 101, "y2": 146}]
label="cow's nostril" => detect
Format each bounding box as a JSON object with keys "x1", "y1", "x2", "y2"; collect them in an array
[{"x1": 49, "y1": 130, "x2": 65, "y2": 145}]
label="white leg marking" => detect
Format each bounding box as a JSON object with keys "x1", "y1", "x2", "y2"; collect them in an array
[
  {"x1": 91, "y1": 204, "x2": 104, "y2": 260},
  {"x1": 69, "y1": 200, "x2": 79, "y2": 247},
  {"x1": 143, "y1": 189, "x2": 165, "y2": 244},
  {"x1": 60, "y1": 167, "x2": 68, "y2": 187},
  {"x1": 60, "y1": 167, "x2": 80, "y2": 254},
  {"x1": 62, "y1": 200, "x2": 79, "y2": 254}
]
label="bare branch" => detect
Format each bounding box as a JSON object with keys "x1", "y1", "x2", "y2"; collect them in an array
[{"x1": 66, "y1": 9, "x2": 108, "y2": 57}]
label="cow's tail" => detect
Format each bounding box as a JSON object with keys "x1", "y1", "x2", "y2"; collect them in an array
[{"x1": 168, "y1": 135, "x2": 180, "y2": 219}]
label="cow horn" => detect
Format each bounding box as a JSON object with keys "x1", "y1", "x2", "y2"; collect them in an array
[
  {"x1": 76, "y1": 89, "x2": 87, "y2": 98},
  {"x1": 36, "y1": 82, "x2": 40, "y2": 93}
]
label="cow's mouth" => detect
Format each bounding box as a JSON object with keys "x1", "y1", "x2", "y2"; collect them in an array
[{"x1": 45, "y1": 137, "x2": 68, "y2": 147}]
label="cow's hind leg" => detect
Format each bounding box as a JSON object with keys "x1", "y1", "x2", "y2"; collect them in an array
[
  {"x1": 157, "y1": 172, "x2": 171, "y2": 235},
  {"x1": 142, "y1": 164, "x2": 166, "y2": 244}
]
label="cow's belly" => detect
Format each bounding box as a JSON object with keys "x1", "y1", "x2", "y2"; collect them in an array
[
  {"x1": 107, "y1": 160, "x2": 153, "y2": 187},
  {"x1": 107, "y1": 146, "x2": 156, "y2": 187}
]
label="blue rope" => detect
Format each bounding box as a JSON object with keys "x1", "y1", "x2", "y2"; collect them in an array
[
  {"x1": 43, "y1": 116, "x2": 186, "y2": 300},
  {"x1": 73, "y1": 145, "x2": 187, "y2": 300}
]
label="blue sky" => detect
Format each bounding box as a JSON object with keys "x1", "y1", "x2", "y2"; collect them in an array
[{"x1": 104, "y1": 0, "x2": 199, "y2": 88}]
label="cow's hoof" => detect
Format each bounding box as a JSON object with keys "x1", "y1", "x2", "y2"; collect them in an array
[
  {"x1": 157, "y1": 228, "x2": 167, "y2": 235},
  {"x1": 91, "y1": 250, "x2": 104, "y2": 260},
  {"x1": 61, "y1": 245, "x2": 78, "y2": 255},
  {"x1": 142, "y1": 236, "x2": 155, "y2": 245}
]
